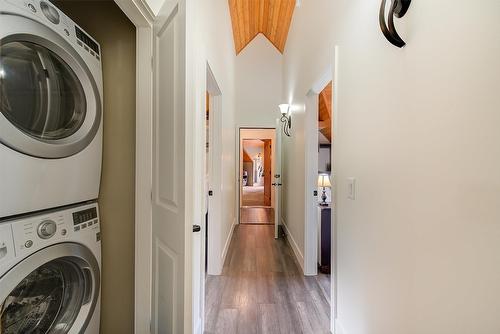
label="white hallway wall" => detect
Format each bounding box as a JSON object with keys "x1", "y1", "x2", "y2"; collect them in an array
[
  {"x1": 235, "y1": 34, "x2": 283, "y2": 128},
  {"x1": 196, "y1": 0, "x2": 237, "y2": 273},
  {"x1": 281, "y1": 0, "x2": 335, "y2": 272},
  {"x1": 283, "y1": 1, "x2": 500, "y2": 334},
  {"x1": 144, "y1": 0, "x2": 237, "y2": 274}
]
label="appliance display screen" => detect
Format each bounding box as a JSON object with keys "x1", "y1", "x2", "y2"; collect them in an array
[
  {"x1": 72, "y1": 207, "x2": 97, "y2": 225},
  {"x1": 75, "y1": 26, "x2": 100, "y2": 55}
]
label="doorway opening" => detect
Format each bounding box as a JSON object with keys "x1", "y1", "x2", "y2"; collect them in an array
[
  {"x1": 316, "y1": 81, "x2": 333, "y2": 302},
  {"x1": 204, "y1": 64, "x2": 223, "y2": 276},
  {"x1": 239, "y1": 128, "x2": 276, "y2": 226},
  {"x1": 305, "y1": 73, "x2": 334, "y2": 317}
]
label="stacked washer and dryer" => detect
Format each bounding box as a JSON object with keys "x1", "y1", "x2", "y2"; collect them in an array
[{"x1": 0, "y1": 1, "x2": 103, "y2": 333}]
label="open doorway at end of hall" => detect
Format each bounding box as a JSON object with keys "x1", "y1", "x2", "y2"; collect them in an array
[{"x1": 239, "y1": 128, "x2": 276, "y2": 225}]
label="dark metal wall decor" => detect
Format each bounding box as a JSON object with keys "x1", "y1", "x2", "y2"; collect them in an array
[
  {"x1": 280, "y1": 113, "x2": 292, "y2": 137},
  {"x1": 379, "y1": 0, "x2": 411, "y2": 48}
]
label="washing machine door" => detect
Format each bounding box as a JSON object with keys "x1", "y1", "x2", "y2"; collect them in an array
[
  {"x1": 0, "y1": 243, "x2": 100, "y2": 334},
  {"x1": 0, "y1": 12, "x2": 101, "y2": 158}
]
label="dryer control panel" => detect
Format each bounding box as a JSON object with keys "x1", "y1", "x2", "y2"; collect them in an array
[{"x1": 3, "y1": 0, "x2": 102, "y2": 62}]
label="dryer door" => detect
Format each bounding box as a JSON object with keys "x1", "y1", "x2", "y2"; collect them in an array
[
  {"x1": 0, "y1": 14, "x2": 101, "y2": 158},
  {"x1": 0, "y1": 243, "x2": 100, "y2": 334}
]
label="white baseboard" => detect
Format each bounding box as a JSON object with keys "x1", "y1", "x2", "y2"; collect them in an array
[
  {"x1": 280, "y1": 218, "x2": 305, "y2": 273},
  {"x1": 221, "y1": 217, "x2": 236, "y2": 267}
]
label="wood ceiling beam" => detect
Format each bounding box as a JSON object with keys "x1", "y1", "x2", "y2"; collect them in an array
[{"x1": 229, "y1": 0, "x2": 296, "y2": 55}]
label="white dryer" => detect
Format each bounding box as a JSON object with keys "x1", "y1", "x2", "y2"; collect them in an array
[
  {"x1": 0, "y1": 0, "x2": 103, "y2": 218},
  {"x1": 0, "y1": 201, "x2": 101, "y2": 334}
]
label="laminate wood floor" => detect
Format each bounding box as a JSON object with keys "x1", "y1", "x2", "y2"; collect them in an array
[
  {"x1": 240, "y1": 208, "x2": 274, "y2": 225},
  {"x1": 205, "y1": 224, "x2": 331, "y2": 334}
]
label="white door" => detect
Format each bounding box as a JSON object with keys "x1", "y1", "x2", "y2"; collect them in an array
[
  {"x1": 274, "y1": 121, "x2": 282, "y2": 239},
  {"x1": 151, "y1": 1, "x2": 189, "y2": 333}
]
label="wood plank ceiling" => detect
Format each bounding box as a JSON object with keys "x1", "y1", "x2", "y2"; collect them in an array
[
  {"x1": 318, "y1": 81, "x2": 333, "y2": 143},
  {"x1": 228, "y1": 0, "x2": 296, "y2": 54}
]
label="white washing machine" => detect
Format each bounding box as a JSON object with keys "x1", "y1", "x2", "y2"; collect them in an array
[
  {"x1": 0, "y1": 0, "x2": 103, "y2": 218},
  {"x1": 0, "y1": 201, "x2": 101, "y2": 333}
]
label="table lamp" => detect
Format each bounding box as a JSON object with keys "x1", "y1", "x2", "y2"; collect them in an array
[{"x1": 318, "y1": 174, "x2": 331, "y2": 206}]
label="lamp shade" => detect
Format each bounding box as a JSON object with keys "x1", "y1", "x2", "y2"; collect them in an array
[
  {"x1": 317, "y1": 174, "x2": 331, "y2": 187},
  {"x1": 279, "y1": 104, "x2": 290, "y2": 114}
]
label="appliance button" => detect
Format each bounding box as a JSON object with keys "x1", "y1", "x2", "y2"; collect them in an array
[
  {"x1": 94, "y1": 219, "x2": 98, "y2": 225},
  {"x1": 64, "y1": 28, "x2": 70, "y2": 36},
  {"x1": 37, "y1": 220, "x2": 57, "y2": 239},
  {"x1": 81, "y1": 223, "x2": 87, "y2": 229},
  {"x1": 88, "y1": 221, "x2": 93, "y2": 226},
  {"x1": 74, "y1": 226, "x2": 80, "y2": 232},
  {"x1": 28, "y1": 3, "x2": 36, "y2": 12},
  {"x1": 77, "y1": 40, "x2": 83, "y2": 47},
  {"x1": 84, "y1": 45, "x2": 89, "y2": 52},
  {"x1": 96, "y1": 55, "x2": 100, "y2": 61},
  {"x1": 25, "y1": 240, "x2": 33, "y2": 248},
  {"x1": 61, "y1": 229, "x2": 67, "y2": 236}
]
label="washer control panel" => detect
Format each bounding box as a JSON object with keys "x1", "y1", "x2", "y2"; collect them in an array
[
  {"x1": 72, "y1": 206, "x2": 99, "y2": 232},
  {"x1": 6, "y1": 202, "x2": 100, "y2": 259}
]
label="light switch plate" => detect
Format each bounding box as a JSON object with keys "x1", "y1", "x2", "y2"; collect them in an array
[{"x1": 347, "y1": 177, "x2": 356, "y2": 200}]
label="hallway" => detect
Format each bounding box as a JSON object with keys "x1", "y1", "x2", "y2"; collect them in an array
[
  {"x1": 242, "y1": 186, "x2": 266, "y2": 206},
  {"x1": 240, "y1": 207, "x2": 274, "y2": 225},
  {"x1": 204, "y1": 225, "x2": 330, "y2": 334}
]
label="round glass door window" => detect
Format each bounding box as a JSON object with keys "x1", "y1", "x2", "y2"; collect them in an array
[
  {"x1": 0, "y1": 258, "x2": 90, "y2": 334},
  {"x1": 0, "y1": 41, "x2": 87, "y2": 140}
]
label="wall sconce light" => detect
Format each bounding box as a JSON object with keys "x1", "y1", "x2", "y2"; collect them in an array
[{"x1": 279, "y1": 104, "x2": 291, "y2": 137}]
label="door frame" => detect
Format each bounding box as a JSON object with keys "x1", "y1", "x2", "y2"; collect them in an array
[
  {"x1": 304, "y1": 90, "x2": 320, "y2": 276},
  {"x1": 303, "y1": 49, "x2": 338, "y2": 334},
  {"x1": 115, "y1": 1, "x2": 202, "y2": 333},
  {"x1": 205, "y1": 64, "x2": 223, "y2": 275},
  {"x1": 113, "y1": 2, "x2": 153, "y2": 334},
  {"x1": 236, "y1": 127, "x2": 276, "y2": 226},
  {"x1": 304, "y1": 69, "x2": 332, "y2": 276}
]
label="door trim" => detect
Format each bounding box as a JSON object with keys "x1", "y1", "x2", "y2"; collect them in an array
[
  {"x1": 236, "y1": 127, "x2": 277, "y2": 227},
  {"x1": 112, "y1": 2, "x2": 153, "y2": 334}
]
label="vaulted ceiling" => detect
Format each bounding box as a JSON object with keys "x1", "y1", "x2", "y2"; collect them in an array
[
  {"x1": 318, "y1": 81, "x2": 333, "y2": 143},
  {"x1": 228, "y1": 0, "x2": 296, "y2": 54}
]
